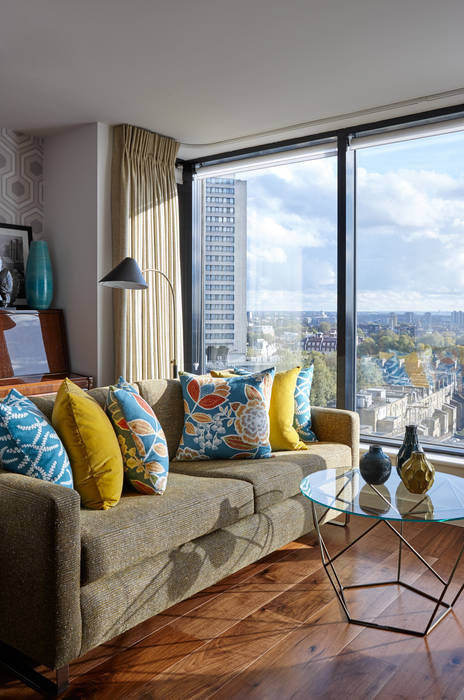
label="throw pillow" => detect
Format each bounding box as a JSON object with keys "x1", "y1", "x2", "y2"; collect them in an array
[
  {"x1": 269, "y1": 367, "x2": 308, "y2": 451},
  {"x1": 210, "y1": 369, "x2": 236, "y2": 377},
  {"x1": 210, "y1": 367, "x2": 274, "y2": 409},
  {"x1": 0, "y1": 388, "x2": 73, "y2": 487},
  {"x1": 293, "y1": 365, "x2": 317, "y2": 442},
  {"x1": 176, "y1": 369, "x2": 275, "y2": 460},
  {"x1": 52, "y1": 378, "x2": 123, "y2": 510},
  {"x1": 106, "y1": 377, "x2": 169, "y2": 495}
]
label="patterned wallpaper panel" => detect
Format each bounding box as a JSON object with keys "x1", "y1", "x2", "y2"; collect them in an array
[{"x1": 0, "y1": 129, "x2": 44, "y2": 238}]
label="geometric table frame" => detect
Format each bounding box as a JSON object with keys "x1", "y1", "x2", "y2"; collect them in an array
[{"x1": 309, "y1": 477, "x2": 464, "y2": 637}]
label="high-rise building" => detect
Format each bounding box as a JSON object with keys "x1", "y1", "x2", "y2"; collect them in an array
[{"x1": 201, "y1": 177, "x2": 247, "y2": 367}]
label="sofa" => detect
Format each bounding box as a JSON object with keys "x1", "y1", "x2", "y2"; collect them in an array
[{"x1": 0, "y1": 378, "x2": 359, "y2": 694}]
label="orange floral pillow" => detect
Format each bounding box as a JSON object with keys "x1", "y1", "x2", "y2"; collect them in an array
[{"x1": 175, "y1": 369, "x2": 275, "y2": 461}]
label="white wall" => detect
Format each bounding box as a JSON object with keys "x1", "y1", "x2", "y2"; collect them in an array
[
  {"x1": 44, "y1": 123, "x2": 113, "y2": 385},
  {"x1": 97, "y1": 123, "x2": 114, "y2": 386}
]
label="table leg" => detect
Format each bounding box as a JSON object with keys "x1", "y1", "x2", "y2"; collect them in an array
[{"x1": 310, "y1": 509, "x2": 463, "y2": 636}]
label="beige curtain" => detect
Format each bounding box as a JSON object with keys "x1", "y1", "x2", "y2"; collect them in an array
[{"x1": 111, "y1": 124, "x2": 183, "y2": 381}]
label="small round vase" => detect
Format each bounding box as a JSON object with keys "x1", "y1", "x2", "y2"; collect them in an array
[
  {"x1": 359, "y1": 445, "x2": 392, "y2": 485},
  {"x1": 26, "y1": 240, "x2": 53, "y2": 310},
  {"x1": 397, "y1": 424, "x2": 422, "y2": 476},
  {"x1": 401, "y1": 451, "x2": 435, "y2": 494}
]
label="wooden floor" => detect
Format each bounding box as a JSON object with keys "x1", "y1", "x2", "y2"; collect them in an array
[{"x1": 1, "y1": 517, "x2": 464, "y2": 699}]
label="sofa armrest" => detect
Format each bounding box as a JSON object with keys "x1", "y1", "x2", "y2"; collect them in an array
[
  {"x1": 310, "y1": 406, "x2": 360, "y2": 468},
  {"x1": 0, "y1": 470, "x2": 82, "y2": 669}
]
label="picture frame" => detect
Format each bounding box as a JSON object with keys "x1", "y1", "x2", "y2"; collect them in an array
[{"x1": 0, "y1": 224, "x2": 32, "y2": 306}]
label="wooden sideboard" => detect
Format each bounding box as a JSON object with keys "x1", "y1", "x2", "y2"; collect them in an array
[{"x1": 0, "y1": 308, "x2": 93, "y2": 398}]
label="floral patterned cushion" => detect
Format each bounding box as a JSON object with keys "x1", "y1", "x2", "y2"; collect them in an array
[
  {"x1": 293, "y1": 366, "x2": 317, "y2": 442},
  {"x1": 176, "y1": 369, "x2": 275, "y2": 461},
  {"x1": 106, "y1": 378, "x2": 169, "y2": 494}
]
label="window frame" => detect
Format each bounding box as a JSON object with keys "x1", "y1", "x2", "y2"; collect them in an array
[{"x1": 178, "y1": 102, "x2": 464, "y2": 458}]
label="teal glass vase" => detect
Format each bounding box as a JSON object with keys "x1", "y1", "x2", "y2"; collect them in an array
[{"x1": 26, "y1": 241, "x2": 53, "y2": 309}]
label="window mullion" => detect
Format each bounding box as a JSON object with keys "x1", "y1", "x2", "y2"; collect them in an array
[{"x1": 336, "y1": 134, "x2": 356, "y2": 410}]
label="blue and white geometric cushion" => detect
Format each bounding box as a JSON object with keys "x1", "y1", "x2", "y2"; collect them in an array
[
  {"x1": 293, "y1": 366, "x2": 317, "y2": 443},
  {"x1": 0, "y1": 388, "x2": 73, "y2": 487}
]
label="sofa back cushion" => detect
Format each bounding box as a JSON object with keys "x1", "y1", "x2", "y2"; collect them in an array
[
  {"x1": 135, "y1": 379, "x2": 184, "y2": 460},
  {"x1": 30, "y1": 379, "x2": 184, "y2": 461}
]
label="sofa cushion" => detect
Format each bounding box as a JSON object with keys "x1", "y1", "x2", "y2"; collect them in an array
[
  {"x1": 106, "y1": 378, "x2": 170, "y2": 495},
  {"x1": 294, "y1": 365, "x2": 317, "y2": 443},
  {"x1": 176, "y1": 370, "x2": 274, "y2": 461},
  {"x1": 52, "y1": 379, "x2": 123, "y2": 510},
  {"x1": 171, "y1": 442, "x2": 352, "y2": 512},
  {"x1": 80, "y1": 471, "x2": 254, "y2": 584},
  {"x1": 269, "y1": 367, "x2": 307, "y2": 451},
  {"x1": 0, "y1": 389, "x2": 73, "y2": 488},
  {"x1": 136, "y1": 379, "x2": 184, "y2": 460}
]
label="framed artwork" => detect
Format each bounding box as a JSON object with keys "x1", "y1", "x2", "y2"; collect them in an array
[{"x1": 0, "y1": 224, "x2": 32, "y2": 306}]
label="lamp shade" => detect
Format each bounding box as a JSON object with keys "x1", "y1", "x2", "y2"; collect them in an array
[{"x1": 99, "y1": 257, "x2": 148, "y2": 289}]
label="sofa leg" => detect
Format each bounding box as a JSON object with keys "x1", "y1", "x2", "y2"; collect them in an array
[
  {"x1": 0, "y1": 641, "x2": 69, "y2": 696},
  {"x1": 55, "y1": 665, "x2": 70, "y2": 695}
]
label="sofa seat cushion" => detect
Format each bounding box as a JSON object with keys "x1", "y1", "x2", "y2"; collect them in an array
[
  {"x1": 80, "y1": 471, "x2": 254, "y2": 584},
  {"x1": 171, "y1": 442, "x2": 352, "y2": 513}
]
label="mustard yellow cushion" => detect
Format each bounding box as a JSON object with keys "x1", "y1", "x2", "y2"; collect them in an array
[
  {"x1": 269, "y1": 367, "x2": 308, "y2": 451},
  {"x1": 52, "y1": 378, "x2": 123, "y2": 510},
  {"x1": 210, "y1": 369, "x2": 236, "y2": 377}
]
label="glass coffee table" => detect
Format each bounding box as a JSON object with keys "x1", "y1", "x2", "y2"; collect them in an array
[{"x1": 300, "y1": 467, "x2": 464, "y2": 636}]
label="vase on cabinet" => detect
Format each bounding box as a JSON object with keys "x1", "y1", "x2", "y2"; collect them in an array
[
  {"x1": 26, "y1": 241, "x2": 53, "y2": 310},
  {"x1": 396, "y1": 425, "x2": 422, "y2": 476}
]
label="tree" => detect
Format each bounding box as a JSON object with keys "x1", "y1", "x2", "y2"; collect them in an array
[
  {"x1": 377, "y1": 332, "x2": 399, "y2": 352},
  {"x1": 397, "y1": 334, "x2": 415, "y2": 354},
  {"x1": 308, "y1": 352, "x2": 336, "y2": 407},
  {"x1": 358, "y1": 336, "x2": 377, "y2": 356},
  {"x1": 357, "y1": 357, "x2": 384, "y2": 390},
  {"x1": 319, "y1": 321, "x2": 331, "y2": 335},
  {"x1": 417, "y1": 331, "x2": 445, "y2": 348}
]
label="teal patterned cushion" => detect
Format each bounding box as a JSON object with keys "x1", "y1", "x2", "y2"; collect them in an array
[
  {"x1": 176, "y1": 369, "x2": 275, "y2": 460},
  {"x1": 106, "y1": 378, "x2": 169, "y2": 494},
  {"x1": 0, "y1": 388, "x2": 73, "y2": 487},
  {"x1": 293, "y1": 366, "x2": 317, "y2": 442}
]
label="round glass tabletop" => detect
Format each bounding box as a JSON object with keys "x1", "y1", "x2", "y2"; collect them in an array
[{"x1": 300, "y1": 468, "x2": 464, "y2": 522}]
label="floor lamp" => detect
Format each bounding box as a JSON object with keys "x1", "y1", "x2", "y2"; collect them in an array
[{"x1": 99, "y1": 256, "x2": 178, "y2": 378}]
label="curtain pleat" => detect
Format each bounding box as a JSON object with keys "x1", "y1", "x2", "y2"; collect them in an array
[{"x1": 111, "y1": 124, "x2": 183, "y2": 381}]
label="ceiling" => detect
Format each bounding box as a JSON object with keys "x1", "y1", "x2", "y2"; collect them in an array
[{"x1": 1, "y1": 0, "x2": 464, "y2": 159}]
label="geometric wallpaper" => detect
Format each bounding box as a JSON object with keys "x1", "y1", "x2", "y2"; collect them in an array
[{"x1": 0, "y1": 129, "x2": 44, "y2": 238}]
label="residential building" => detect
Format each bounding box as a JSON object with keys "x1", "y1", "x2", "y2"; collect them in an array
[{"x1": 202, "y1": 177, "x2": 247, "y2": 368}]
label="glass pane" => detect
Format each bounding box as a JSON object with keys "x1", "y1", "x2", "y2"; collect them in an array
[
  {"x1": 197, "y1": 156, "x2": 337, "y2": 406},
  {"x1": 356, "y1": 130, "x2": 464, "y2": 448}
]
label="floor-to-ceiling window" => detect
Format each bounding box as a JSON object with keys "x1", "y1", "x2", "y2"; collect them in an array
[
  {"x1": 355, "y1": 128, "x2": 464, "y2": 448},
  {"x1": 184, "y1": 107, "x2": 464, "y2": 452},
  {"x1": 194, "y1": 147, "x2": 338, "y2": 406}
]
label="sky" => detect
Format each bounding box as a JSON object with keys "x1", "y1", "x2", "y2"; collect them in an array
[{"x1": 240, "y1": 130, "x2": 464, "y2": 313}]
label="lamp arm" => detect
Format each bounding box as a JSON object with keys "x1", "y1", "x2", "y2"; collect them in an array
[{"x1": 142, "y1": 268, "x2": 177, "y2": 378}]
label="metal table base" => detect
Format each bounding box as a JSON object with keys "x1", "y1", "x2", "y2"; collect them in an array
[{"x1": 311, "y1": 501, "x2": 464, "y2": 636}]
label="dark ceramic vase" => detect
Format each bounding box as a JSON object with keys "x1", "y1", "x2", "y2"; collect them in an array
[
  {"x1": 396, "y1": 425, "x2": 422, "y2": 476},
  {"x1": 359, "y1": 445, "x2": 392, "y2": 485}
]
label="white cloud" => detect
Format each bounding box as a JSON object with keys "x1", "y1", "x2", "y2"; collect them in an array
[
  {"x1": 357, "y1": 167, "x2": 464, "y2": 244},
  {"x1": 248, "y1": 246, "x2": 287, "y2": 264},
  {"x1": 247, "y1": 210, "x2": 331, "y2": 250}
]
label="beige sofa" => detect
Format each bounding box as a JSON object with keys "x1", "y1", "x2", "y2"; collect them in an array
[{"x1": 0, "y1": 378, "x2": 359, "y2": 694}]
